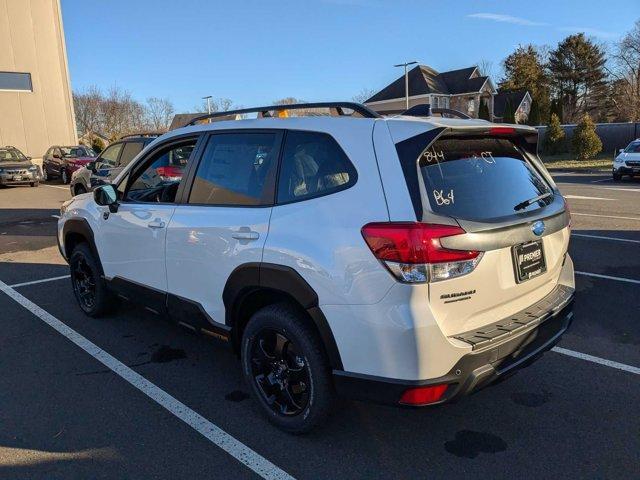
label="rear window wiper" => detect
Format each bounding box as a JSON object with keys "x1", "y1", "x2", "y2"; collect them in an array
[{"x1": 514, "y1": 192, "x2": 552, "y2": 211}]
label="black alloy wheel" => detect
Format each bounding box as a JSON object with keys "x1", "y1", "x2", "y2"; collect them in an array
[
  {"x1": 69, "y1": 243, "x2": 115, "y2": 317},
  {"x1": 71, "y1": 255, "x2": 97, "y2": 311},
  {"x1": 241, "y1": 303, "x2": 335, "y2": 433},
  {"x1": 249, "y1": 328, "x2": 311, "y2": 416}
]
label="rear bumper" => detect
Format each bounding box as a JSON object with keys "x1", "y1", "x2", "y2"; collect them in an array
[{"x1": 333, "y1": 289, "x2": 574, "y2": 406}]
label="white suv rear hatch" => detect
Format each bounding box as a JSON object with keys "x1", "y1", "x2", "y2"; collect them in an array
[{"x1": 393, "y1": 128, "x2": 571, "y2": 337}]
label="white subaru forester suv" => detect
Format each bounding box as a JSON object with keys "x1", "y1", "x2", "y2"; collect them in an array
[{"x1": 58, "y1": 102, "x2": 575, "y2": 433}]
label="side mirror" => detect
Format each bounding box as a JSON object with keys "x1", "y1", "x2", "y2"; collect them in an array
[
  {"x1": 94, "y1": 184, "x2": 119, "y2": 212},
  {"x1": 87, "y1": 161, "x2": 97, "y2": 172}
]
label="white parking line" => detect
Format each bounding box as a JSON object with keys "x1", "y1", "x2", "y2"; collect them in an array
[
  {"x1": 572, "y1": 212, "x2": 640, "y2": 221},
  {"x1": 41, "y1": 184, "x2": 69, "y2": 191},
  {"x1": 602, "y1": 187, "x2": 640, "y2": 193},
  {"x1": 576, "y1": 271, "x2": 640, "y2": 285},
  {"x1": 9, "y1": 275, "x2": 70, "y2": 288},
  {"x1": 564, "y1": 195, "x2": 613, "y2": 201},
  {"x1": 0, "y1": 279, "x2": 294, "y2": 480},
  {"x1": 552, "y1": 347, "x2": 640, "y2": 375},
  {"x1": 591, "y1": 178, "x2": 611, "y2": 183},
  {"x1": 571, "y1": 233, "x2": 640, "y2": 244}
]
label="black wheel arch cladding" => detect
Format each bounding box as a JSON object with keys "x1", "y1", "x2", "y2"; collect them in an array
[{"x1": 223, "y1": 262, "x2": 344, "y2": 370}]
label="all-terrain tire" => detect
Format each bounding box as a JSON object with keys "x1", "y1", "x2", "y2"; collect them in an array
[{"x1": 241, "y1": 303, "x2": 335, "y2": 434}]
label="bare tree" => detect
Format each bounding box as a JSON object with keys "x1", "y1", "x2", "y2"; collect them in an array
[
  {"x1": 273, "y1": 97, "x2": 305, "y2": 105},
  {"x1": 73, "y1": 85, "x2": 104, "y2": 139},
  {"x1": 477, "y1": 59, "x2": 494, "y2": 78},
  {"x1": 101, "y1": 86, "x2": 146, "y2": 140},
  {"x1": 352, "y1": 88, "x2": 375, "y2": 104},
  {"x1": 193, "y1": 97, "x2": 236, "y2": 113},
  {"x1": 145, "y1": 97, "x2": 175, "y2": 132},
  {"x1": 610, "y1": 20, "x2": 640, "y2": 121}
]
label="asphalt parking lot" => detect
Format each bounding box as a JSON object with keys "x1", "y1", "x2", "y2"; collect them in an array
[{"x1": 0, "y1": 174, "x2": 638, "y2": 479}]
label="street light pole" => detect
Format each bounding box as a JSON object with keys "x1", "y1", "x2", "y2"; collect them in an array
[
  {"x1": 394, "y1": 61, "x2": 418, "y2": 110},
  {"x1": 202, "y1": 95, "x2": 213, "y2": 114}
]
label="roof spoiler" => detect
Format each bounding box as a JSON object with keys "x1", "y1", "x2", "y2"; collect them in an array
[
  {"x1": 401, "y1": 104, "x2": 471, "y2": 119},
  {"x1": 186, "y1": 102, "x2": 380, "y2": 126}
]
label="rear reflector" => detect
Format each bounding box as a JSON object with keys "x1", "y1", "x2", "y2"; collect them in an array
[
  {"x1": 399, "y1": 384, "x2": 448, "y2": 405},
  {"x1": 361, "y1": 222, "x2": 482, "y2": 283}
]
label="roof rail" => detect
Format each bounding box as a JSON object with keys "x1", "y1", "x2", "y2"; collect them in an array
[
  {"x1": 119, "y1": 132, "x2": 163, "y2": 140},
  {"x1": 186, "y1": 102, "x2": 380, "y2": 126}
]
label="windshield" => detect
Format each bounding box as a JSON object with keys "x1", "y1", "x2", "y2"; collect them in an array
[
  {"x1": 0, "y1": 148, "x2": 27, "y2": 162},
  {"x1": 61, "y1": 146, "x2": 93, "y2": 157},
  {"x1": 624, "y1": 141, "x2": 640, "y2": 153},
  {"x1": 395, "y1": 134, "x2": 553, "y2": 222}
]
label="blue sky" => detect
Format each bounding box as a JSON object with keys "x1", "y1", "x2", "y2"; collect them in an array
[{"x1": 61, "y1": 0, "x2": 639, "y2": 112}]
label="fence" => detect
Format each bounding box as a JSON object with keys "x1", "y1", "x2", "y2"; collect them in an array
[{"x1": 535, "y1": 122, "x2": 640, "y2": 156}]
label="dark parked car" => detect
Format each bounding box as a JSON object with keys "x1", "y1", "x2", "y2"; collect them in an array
[
  {"x1": 42, "y1": 145, "x2": 96, "y2": 184},
  {"x1": 69, "y1": 134, "x2": 159, "y2": 196},
  {"x1": 0, "y1": 146, "x2": 41, "y2": 187}
]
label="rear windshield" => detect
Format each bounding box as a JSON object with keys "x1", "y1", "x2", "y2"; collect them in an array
[{"x1": 396, "y1": 134, "x2": 552, "y2": 222}]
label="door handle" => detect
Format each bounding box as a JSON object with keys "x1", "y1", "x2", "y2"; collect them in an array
[
  {"x1": 148, "y1": 219, "x2": 166, "y2": 229},
  {"x1": 232, "y1": 229, "x2": 259, "y2": 240}
]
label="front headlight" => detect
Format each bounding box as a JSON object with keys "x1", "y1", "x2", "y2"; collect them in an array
[{"x1": 614, "y1": 157, "x2": 623, "y2": 163}]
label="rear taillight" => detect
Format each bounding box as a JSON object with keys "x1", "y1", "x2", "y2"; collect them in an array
[
  {"x1": 156, "y1": 166, "x2": 183, "y2": 179},
  {"x1": 361, "y1": 222, "x2": 482, "y2": 283},
  {"x1": 399, "y1": 384, "x2": 448, "y2": 405}
]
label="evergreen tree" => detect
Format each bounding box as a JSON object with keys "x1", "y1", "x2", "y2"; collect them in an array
[
  {"x1": 550, "y1": 98, "x2": 563, "y2": 123},
  {"x1": 572, "y1": 114, "x2": 602, "y2": 160},
  {"x1": 478, "y1": 99, "x2": 490, "y2": 120},
  {"x1": 499, "y1": 45, "x2": 550, "y2": 121},
  {"x1": 527, "y1": 99, "x2": 541, "y2": 126},
  {"x1": 503, "y1": 99, "x2": 516, "y2": 124},
  {"x1": 544, "y1": 113, "x2": 565, "y2": 154},
  {"x1": 548, "y1": 33, "x2": 608, "y2": 122}
]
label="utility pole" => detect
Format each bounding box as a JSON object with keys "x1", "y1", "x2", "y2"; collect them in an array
[{"x1": 394, "y1": 61, "x2": 417, "y2": 110}]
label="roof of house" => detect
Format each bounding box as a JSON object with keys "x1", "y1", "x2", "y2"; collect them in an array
[
  {"x1": 493, "y1": 90, "x2": 530, "y2": 117},
  {"x1": 365, "y1": 65, "x2": 494, "y2": 103}
]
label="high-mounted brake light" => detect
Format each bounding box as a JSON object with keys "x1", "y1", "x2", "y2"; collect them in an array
[
  {"x1": 361, "y1": 223, "x2": 482, "y2": 283},
  {"x1": 489, "y1": 127, "x2": 516, "y2": 135},
  {"x1": 399, "y1": 384, "x2": 448, "y2": 405}
]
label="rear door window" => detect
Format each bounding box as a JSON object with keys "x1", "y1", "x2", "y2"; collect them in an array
[
  {"x1": 276, "y1": 131, "x2": 356, "y2": 204},
  {"x1": 396, "y1": 134, "x2": 552, "y2": 222}
]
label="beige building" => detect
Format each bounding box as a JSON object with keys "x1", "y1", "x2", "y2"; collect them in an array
[{"x1": 0, "y1": 0, "x2": 76, "y2": 158}]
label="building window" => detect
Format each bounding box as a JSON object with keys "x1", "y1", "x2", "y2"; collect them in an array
[
  {"x1": 0, "y1": 72, "x2": 32, "y2": 92},
  {"x1": 443, "y1": 97, "x2": 450, "y2": 109},
  {"x1": 432, "y1": 96, "x2": 439, "y2": 108},
  {"x1": 467, "y1": 98, "x2": 475, "y2": 114}
]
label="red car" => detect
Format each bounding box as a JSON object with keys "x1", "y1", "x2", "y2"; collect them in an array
[{"x1": 42, "y1": 145, "x2": 96, "y2": 184}]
